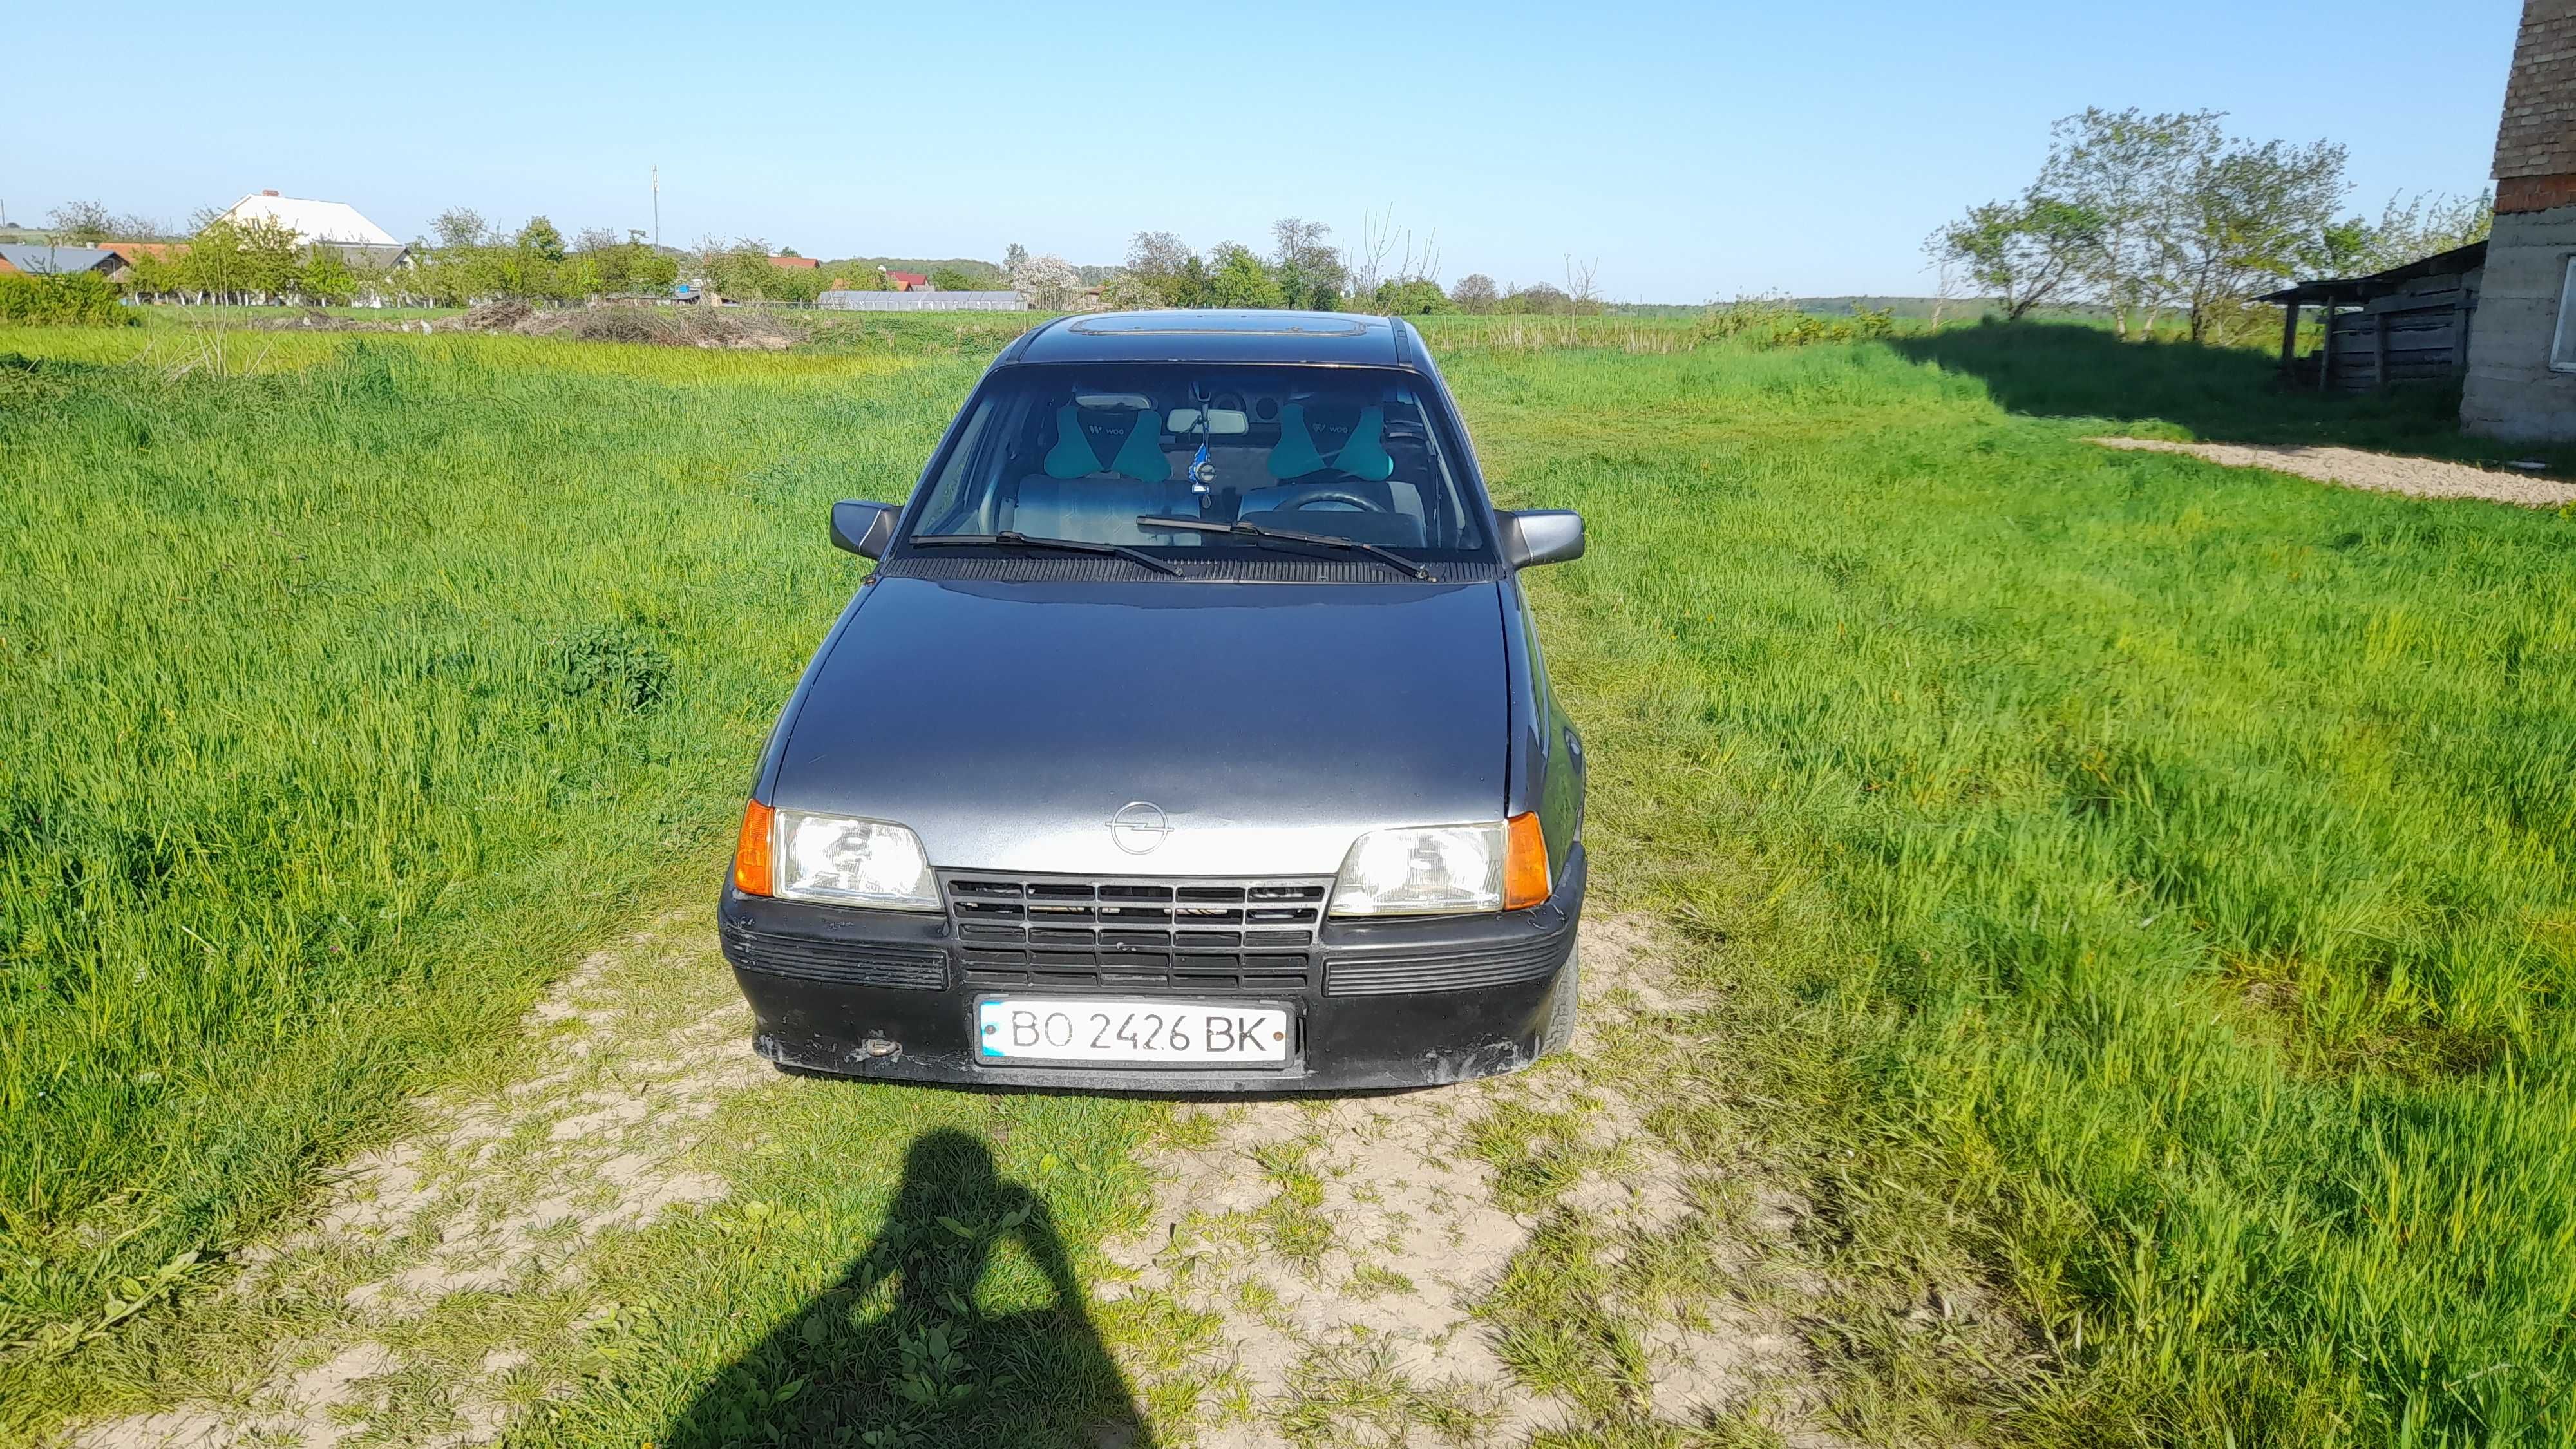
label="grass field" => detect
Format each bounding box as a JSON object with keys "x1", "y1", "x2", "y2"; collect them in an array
[
  {"x1": 4, "y1": 312, "x2": 2572, "y2": 1444},
  {"x1": 0, "y1": 323, "x2": 1010, "y2": 1348}
]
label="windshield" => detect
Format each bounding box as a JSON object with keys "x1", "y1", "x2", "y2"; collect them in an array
[{"x1": 898, "y1": 365, "x2": 1492, "y2": 562}]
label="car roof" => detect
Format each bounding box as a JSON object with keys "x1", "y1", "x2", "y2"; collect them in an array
[{"x1": 1001, "y1": 309, "x2": 1416, "y2": 370}]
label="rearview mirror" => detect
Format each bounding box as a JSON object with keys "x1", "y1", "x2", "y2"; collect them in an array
[
  {"x1": 1501, "y1": 509, "x2": 1585, "y2": 569},
  {"x1": 1165, "y1": 407, "x2": 1249, "y2": 435},
  {"x1": 831, "y1": 499, "x2": 897, "y2": 560}
]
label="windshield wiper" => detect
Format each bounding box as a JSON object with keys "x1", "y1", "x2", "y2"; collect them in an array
[
  {"x1": 1135, "y1": 516, "x2": 1435, "y2": 581},
  {"x1": 909, "y1": 531, "x2": 1182, "y2": 576}
]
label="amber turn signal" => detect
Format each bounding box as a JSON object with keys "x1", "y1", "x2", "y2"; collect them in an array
[
  {"x1": 734, "y1": 799, "x2": 776, "y2": 896},
  {"x1": 1504, "y1": 812, "x2": 1551, "y2": 911}
]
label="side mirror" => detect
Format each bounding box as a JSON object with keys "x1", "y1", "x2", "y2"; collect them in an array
[
  {"x1": 830, "y1": 499, "x2": 898, "y2": 560},
  {"x1": 1501, "y1": 509, "x2": 1585, "y2": 569}
]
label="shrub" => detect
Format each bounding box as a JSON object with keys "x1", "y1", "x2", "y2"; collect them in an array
[
  {"x1": 0, "y1": 272, "x2": 133, "y2": 327},
  {"x1": 549, "y1": 622, "x2": 674, "y2": 711}
]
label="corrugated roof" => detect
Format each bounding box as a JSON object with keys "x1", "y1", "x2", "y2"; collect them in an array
[
  {"x1": 216, "y1": 193, "x2": 398, "y2": 246},
  {"x1": 2256, "y1": 241, "x2": 2487, "y2": 305},
  {"x1": 0, "y1": 242, "x2": 124, "y2": 274}
]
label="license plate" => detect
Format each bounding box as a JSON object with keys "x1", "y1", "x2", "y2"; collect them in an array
[{"x1": 974, "y1": 997, "x2": 1292, "y2": 1066}]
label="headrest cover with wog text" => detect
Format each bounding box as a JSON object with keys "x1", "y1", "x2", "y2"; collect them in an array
[{"x1": 1044, "y1": 405, "x2": 1171, "y2": 482}]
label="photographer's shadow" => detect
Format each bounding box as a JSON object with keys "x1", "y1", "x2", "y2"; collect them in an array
[{"x1": 662, "y1": 1127, "x2": 1153, "y2": 1448}]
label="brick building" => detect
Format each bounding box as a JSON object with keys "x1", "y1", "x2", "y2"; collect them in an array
[{"x1": 2461, "y1": 0, "x2": 2576, "y2": 440}]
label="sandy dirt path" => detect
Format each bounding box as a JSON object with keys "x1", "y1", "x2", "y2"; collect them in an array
[
  {"x1": 2091, "y1": 437, "x2": 2576, "y2": 508},
  {"x1": 64, "y1": 913, "x2": 1827, "y2": 1448}
]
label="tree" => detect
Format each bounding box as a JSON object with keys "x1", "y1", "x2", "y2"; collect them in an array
[
  {"x1": 1099, "y1": 274, "x2": 1166, "y2": 310},
  {"x1": 432, "y1": 207, "x2": 490, "y2": 248},
  {"x1": 1204, "y1": 243, "x2": 1284, "y2": 308},
  {"x1": 1124, "y1": 231, "x2": 1200, "y2": 307},
  {"x1": 2037, "y1": 108, "x2": 2221, "y2": 337},
  {"x1": 1271, "y1": 218, "x2": 1345, "y2": 310},
  {"x1": 2330, "y1": 190, "x2": 2494, "y2": 276},
  {"x1": 1930, "y1": 196, "x2": 2101, "y2": 321},
  {"x1": 1500, "y1": 282, "x2": 1569, "y2": 314},
  {"x1": 1350, "y1": 207, "x2": 1438, "y2": 298},
  {"x1": 929, "y1": 266, "x2": 978, "y2": 292},
  {"x1": 178, "y1": 216, "x2": 304, "y2": 303},
  {"x1": 1370, "y1": 278, "x2": 1450, "y2": 314},
  {"x1": 1450, "y1": 274, "x2": 1499, "y2": 312},
  {"x1": 1009, "y1": 252, "x2": 1084, "y2": 310},
  {"x1": 45, "y1": 200, "x2": 113, "y2": 245},
  {"x1": 1003, "y1": 242, "x2": 1029, "y2": 276},
  {"x1": 1935, "y1": 109, "x2": 2356, "y2": 341},
  {"x1": 516, "y1": 216, "x2": 567, "y2": 263},
  {"x1": 296, "y1": 247, "x2": 356, "y2": 305},
  {"x1": 2164, "y1": 136, "x2": 2348, "y2": 341}
]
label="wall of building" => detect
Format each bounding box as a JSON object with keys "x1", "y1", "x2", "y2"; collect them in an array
[
  {"x1": 2461, "y1": 0, "x2": 2576, "y2": 441},
  {"x1": 2460, "y1": 205, "x2": 2576, "y2": 441},
  {"x1": 2495, "y1": 1, "x2": 2576, "y2": 187}
]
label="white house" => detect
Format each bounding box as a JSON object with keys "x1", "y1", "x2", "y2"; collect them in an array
[{"x1": 214, "y1": 189, "x2": 397, "y2": 245}]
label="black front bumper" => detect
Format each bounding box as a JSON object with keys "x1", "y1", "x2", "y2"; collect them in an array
[{"x1": 717, "y1": 845, "x2": 1586, "y2": 1092}]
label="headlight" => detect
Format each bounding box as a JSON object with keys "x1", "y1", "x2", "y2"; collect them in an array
[
  {"x1": 766, "y1": 808, "x2": 939, "y2": 911},
  {"x1": 1329, "y1": 815, "x2": 1553, "y2": 916},
  {"x1": 1331, "y1": 823, "x2": 1504, "y2": 916}
]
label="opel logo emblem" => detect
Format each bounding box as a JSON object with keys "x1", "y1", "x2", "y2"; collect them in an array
[{"x1": 1108, "y1": 800, "x2": 1171, "y2": 855}]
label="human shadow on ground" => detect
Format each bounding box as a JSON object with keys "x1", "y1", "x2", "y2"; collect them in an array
[
  {"x1": 659, "y1": 1127, "x2": 1152, "y2": 1449},
  {"x1": 1888, "y1": 320, "x2": 2523, "y2": 461}
]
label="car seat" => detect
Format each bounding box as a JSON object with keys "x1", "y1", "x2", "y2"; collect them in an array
[
  {"x1": 1007, "y1": 406, "x2": 1198, "y2": 545},
  {"x1": 1244, "y1": 404, "x2": 1425, "y2": 542}
]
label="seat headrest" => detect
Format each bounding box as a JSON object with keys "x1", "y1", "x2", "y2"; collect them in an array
[
  {"x1": 1268, "y1": 403, "x2": 1331, "y2": 478},
  {"x1": 1339, "y1": 406, "x2": 1394, "y2": 482},
  {"x1": 1043, "y1": 406, "x2": 1170, "y2": 483},
  {"x1": 1267, "y1": 402, "x2": 1396, "y2": 482}
]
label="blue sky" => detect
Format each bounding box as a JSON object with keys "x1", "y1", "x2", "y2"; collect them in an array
[{"x1": 6, "y1": 1, "x2": 2523, "y2": 301}]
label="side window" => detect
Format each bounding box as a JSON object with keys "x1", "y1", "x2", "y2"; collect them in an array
[
  {"x1": 913, "y1": 397, "x2": 999, "y2": 533},
  {"x1": 2553, "y1": 256, "x2": 2576, "y2": 374}
]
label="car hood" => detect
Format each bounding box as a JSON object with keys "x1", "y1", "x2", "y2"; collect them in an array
[{"x1": 775, "y1": 576, "x2": 1507, "y2": 877}]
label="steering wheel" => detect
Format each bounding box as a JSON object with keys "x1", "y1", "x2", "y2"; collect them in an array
[{"x1": 1269, "y1": 484, "x2": 1390, "y2": 514}]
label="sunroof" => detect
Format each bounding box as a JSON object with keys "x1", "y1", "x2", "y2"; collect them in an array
[{"x1": 1066, "y1": 311, "x2": 1370, "y2": 337}]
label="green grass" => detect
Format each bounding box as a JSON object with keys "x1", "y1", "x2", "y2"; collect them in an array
[
  {"x1": 0, "y1": 328, "x2": 983, "y2": 1360},
  {"x1": 5, "y1": 314, "x2": 2573, "y2": 1445},
  {"x1": 1432, "y1": 323, "x2": 2576, "y2": 1443}
]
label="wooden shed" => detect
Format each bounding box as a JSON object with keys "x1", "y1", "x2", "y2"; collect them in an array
[{"x1": 2259, "y1": 242, "x2": 2485, "y2": 391}]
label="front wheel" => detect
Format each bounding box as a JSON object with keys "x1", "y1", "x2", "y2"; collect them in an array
[{"x1": 1539, "y1": 938, "x2": 1581, "y2": 1057}]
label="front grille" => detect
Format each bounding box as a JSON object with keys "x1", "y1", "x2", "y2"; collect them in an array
[
  {"x1": 721, "y1": 921, "x2": 949, "y2": 990},
  {"x1": 944, "y1": 872, "x2": 1330, "y2": 993},
  {"x1": 1324, "y1": 933, "x2": 1568, "y2": 997}
]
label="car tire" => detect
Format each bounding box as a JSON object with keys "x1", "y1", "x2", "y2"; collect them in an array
[{"x1": 1539, "y1": 938, "x2": 1580, "y2": 1058}]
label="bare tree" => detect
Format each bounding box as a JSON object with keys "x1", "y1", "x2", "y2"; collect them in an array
[
  {"x1": 1564, "y1": 255, "x2": 1600, "y2": 311},
  {"x1": 1351, "y1": 207, "x2": 1396, "y2": 296},
  {"x1": 1921, "y1": 236, "x2": 1975, "y2": 327},
  {"x1": 1450, "y1": 273, "x2": 1499, "y2": 312},
  {"x1": 44, "y1": 200, "x2": 113, "y2": 245}
]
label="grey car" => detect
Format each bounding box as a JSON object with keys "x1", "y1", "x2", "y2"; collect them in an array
[{"x1": 721, "y1": 310, "x2": 1587, "y2": 1090}]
